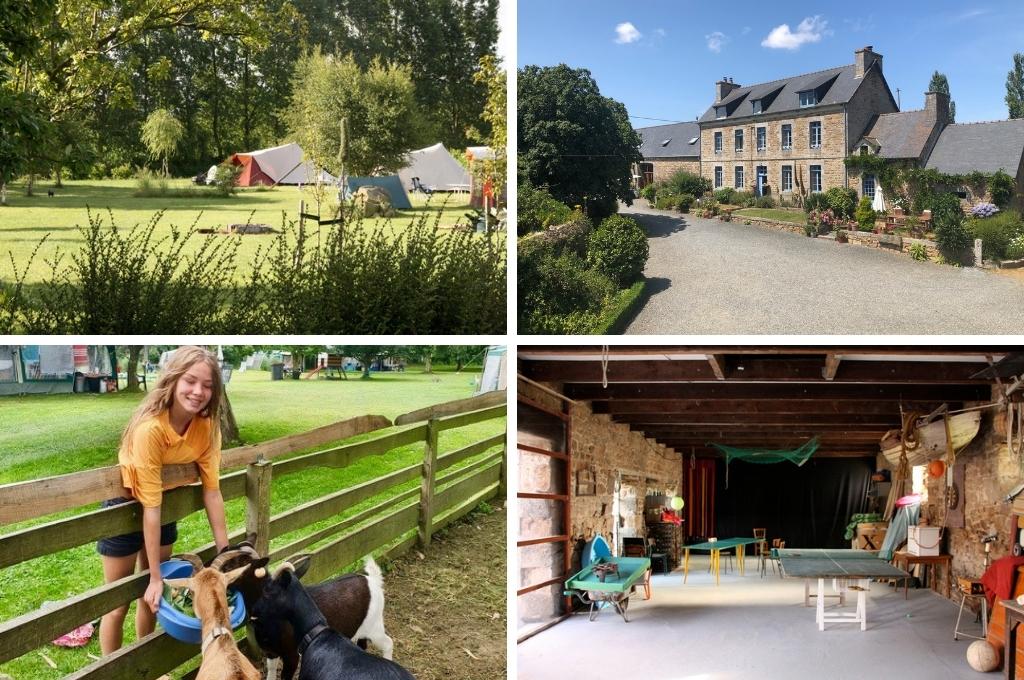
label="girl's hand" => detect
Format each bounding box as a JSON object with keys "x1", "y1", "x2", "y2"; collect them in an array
[{"x1": 144, "y1": 580, "x2": 163, "y2": 614}]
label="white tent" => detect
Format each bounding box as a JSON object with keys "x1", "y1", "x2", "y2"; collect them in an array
[
  {"x1": 229, "y1": 142, "x2": 336, "y2": 186},
  {"x1": 397, "y1": 143, "x2": 470, "y2": 192}
]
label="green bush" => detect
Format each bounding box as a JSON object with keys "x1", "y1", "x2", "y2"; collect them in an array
[
  {"x1": 588, "y1": 214, "x2": 649, "y2": 286},
  {"x1": 517, "y1": 181, "x2": 573, "y2": 235},
  {"x1": 677, "y1": 193, "x2": 695, "y2": 212},
  {"x1": 990, "y1": 170, "x2": 1015, "y2": 209},
  {"x1": 664, "y1": 170, "x2": 711, "y2": 198},
  {"x1": 908, "y1": 243, "x2": 929, "y2": 261},
  {"x1": 967, "y1": 210, "x2": 1024, "y2": 260},
  {"x1": 639, "y1": 183, "x2": 657, "y2": 202},
  {"x1": 730, "y1": 190, "x2": 755, "y2": 207},
  {"x1": 804, "y1": 193, "x2": 829, "y2": 213},
  {"x1": 932, "y1": 192, "x2": 972, "y2": 263},
  {"x1": 111, "y1": 163, "x2": 135, "y2": 180},
  {"x1": 753, "y1": 195, "x2": 776, "y2": 209},
  {"x1": 518, "y1": 246, "x2": 614, "y2": 332},
  {"x1": 212, "y1": 160, "x2": 242, "y2": 196},
  {"x1": 1007, "y1": 234, "x2": 1024, "y2": 260},
  {"x1": 696, "y1": 197, "x2": 719, "y2": 217},
  {"x1": 824, "y1": 187, "x2": 858, "y2": 218},
  {"x1": 654, "y1": 194, "x2": 680, "y2": 210},
  {"x1": 855, "y1": 196, "x2": 876, "y2": 231},
  {"x1": 713, "y1": 188, "x2": 736, "y2": 204}
]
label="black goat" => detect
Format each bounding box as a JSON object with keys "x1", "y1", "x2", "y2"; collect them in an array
[{"x1": 253, "y1": 565, "x2": 415, "y2": 680}]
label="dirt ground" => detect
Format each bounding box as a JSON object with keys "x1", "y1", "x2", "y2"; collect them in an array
[{"x1": 382, "y1": 503, "x2": 507, "y2": 680}]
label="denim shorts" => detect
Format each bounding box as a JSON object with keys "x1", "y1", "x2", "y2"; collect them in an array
[{"x1": 96, "y1": 497, "x2": 178, "y2": 557}]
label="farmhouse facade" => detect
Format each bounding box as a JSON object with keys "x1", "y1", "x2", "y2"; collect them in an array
[{"x1": 635, "y1": 121, "x2": 701, "y2": 187}]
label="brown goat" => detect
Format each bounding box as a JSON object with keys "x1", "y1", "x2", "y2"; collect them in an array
[{"x1": 165, "y1": 555, "x2": 260, "y2": 680}]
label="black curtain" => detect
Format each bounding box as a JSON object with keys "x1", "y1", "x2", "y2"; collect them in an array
[{"x1": 714, "y1": 457, "x2": 873, "y2": 549}]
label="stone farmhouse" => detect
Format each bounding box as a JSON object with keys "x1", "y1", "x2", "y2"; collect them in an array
[{"x1": 635, "y1": 46, "x2": 1024, "y2": 207}]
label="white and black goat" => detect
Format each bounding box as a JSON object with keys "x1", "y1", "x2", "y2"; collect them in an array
[
  {"x1": 217, "y1": 544, "x2": 393, "y2": 680},
  {"x1": 252, "y1": 563, "x2": 415, "y2": 680}
]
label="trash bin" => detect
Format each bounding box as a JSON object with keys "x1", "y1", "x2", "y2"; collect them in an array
[
  {"x1": 270, "y1": 363, "x2": 284, "y2": 381},
  {"x1": 74, "y1": 373, "x2": 85, "y2": 393}
]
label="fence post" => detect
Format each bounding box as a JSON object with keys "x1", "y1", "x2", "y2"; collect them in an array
[
  {"x1": 498, "y1": 427, "x2": 507, "y2": 499},
  {"x1": 418, "y1": 418, "x2": 440, "y2": 547},
  {"x1": 245, "y1": 458, "x2": 273, "y2": 555}
]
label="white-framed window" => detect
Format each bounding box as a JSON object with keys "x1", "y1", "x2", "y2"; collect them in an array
[
  {"x1": 716, "y1": 106, "x2": 727, "y2": 119},
  {"x1": 735, "y1": 165, "x2": 745, "y2": 188},
  {"x1": 863, "y1": 174, "x2": 876, "y2": 200},
  {"x1": 734, "y1": 129, "x2": 744, "y2": 152},
  {"x1": 799, "y1": 90, "x2": 818, "y2": 107},
  {"x1": 756, "y1": 126, "x2": 766, "y2": 151},
  {"x1": 714, "y1": 166, "x2": 723, "y2": 188},
  {"x1": 781, "y1": 124, "x2": 792, "y2": 150},
  {"x1": 714, "y1": 131, "x2": 722, "y2": 153},
  {"x1": 809, "y1": 121, "x2": 822, "y2": 149},
  {"x1": 781, "y1": 165, "x2": 793, "y2": 192},
  {"x1": 752, "y1": 99, "x2": 762, "y2": 114},
  {"x1": 810, "y1": 165, "x2": 822, "y2": 193}
]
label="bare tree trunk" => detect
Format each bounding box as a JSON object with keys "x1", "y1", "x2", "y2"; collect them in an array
[
  {"x1": 126, "y1": 345, "x2": 142, "y2": 392},
  {"x1": 1, "y1": 182, "x2": 7, "y2": 206},
  {"x1": 55, "y1": 163, "x2": 63, "y2": 188},
  {"x1": 220, "y1": 387, "x2": 241, "y2": 445},
  {"x1": 26, "y1": 173, "x2": 35, "y2": 197},
  {"x1": 423, "y1": 353, "x2": 432, "y2": 374}
]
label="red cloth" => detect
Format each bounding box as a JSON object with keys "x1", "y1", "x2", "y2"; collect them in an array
[
  {"x1": 660, "y1": 509, "x2": 683, "y2": 526},
  {"x1": 982, "y1": 555, "x2": 1024, "y2": 609}
]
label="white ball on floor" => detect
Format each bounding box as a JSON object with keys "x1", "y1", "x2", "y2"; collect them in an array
[{"x1": 966, "y1": 640, "x2": 1000, "y2": 672}]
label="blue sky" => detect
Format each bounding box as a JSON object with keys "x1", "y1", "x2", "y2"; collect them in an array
[{"x1": 517, "y1": 0, "x2": 1024, "y2": 127}]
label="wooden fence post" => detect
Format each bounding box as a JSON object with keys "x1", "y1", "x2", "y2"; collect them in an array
[
  {"x1": 498, "y1": 428, "x2": 507, "y2": 499},
  {"x1": 246, "y1": 459, "x2": 272, "y2": 555},
  {"x1": 418, "y1": 418, "x2": 440, "y2": 547}
]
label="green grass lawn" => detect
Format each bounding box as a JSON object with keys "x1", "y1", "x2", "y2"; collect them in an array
[
  {"x1": 0, "y1": 367, "x2": 504, "y2": 679},
  {"x1": 0, "y1": 179, "x2": 475, "y2": 285},
  {"x1": 733, "y1": 207, "x2": 808, "y2": 224}
]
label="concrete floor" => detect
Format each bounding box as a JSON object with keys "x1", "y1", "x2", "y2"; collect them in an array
[{"x1": 518, "y1": 555, "x2": 990, "y2": 680}]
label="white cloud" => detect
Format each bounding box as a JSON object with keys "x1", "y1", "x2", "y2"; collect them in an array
[
  {"x1": 761, "y1": 15, "x2": 830, "y2": 50},
  {"x1": 956, "y1": 8, "x2": 989, "y2": 20},
  {"x1": 741, "y1": 26, "x2": 751, "y2": 35},
  {"x1": 706, "y1": 31, "x2": 728, "y2": 53},
  {"x1": 615, "y1": 22, "x2": 641, "y2": 44}
]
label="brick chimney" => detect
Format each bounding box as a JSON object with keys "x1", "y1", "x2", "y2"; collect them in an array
[
  {"x1": 854, "y1": 46, "x2": 882, "y2": 79},
  {"x1": 925, "y1": 90, "x2": 951, "y2": 127},
  {"x1": 716, "y1": 77, "x2": 740, "y2": 103}
]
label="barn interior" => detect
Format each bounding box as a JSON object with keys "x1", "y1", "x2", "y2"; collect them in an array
[{"x1": 516, "y1": 346, "x2": 1024, "y2": 678}]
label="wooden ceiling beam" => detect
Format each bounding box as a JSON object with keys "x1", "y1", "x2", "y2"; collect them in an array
[
  {"x1": 635, "y1": 424, "x2": 890, "y2": 435},
  {"x1": 518, "y1": 346, "x2": 1010, "y2": 358},
  {"x1": 591, "y1": 399, "x2": 945, "y2": 415},
  {"x1": 610, "y1": 413, "x2": 902, "y2": 426},
  {"x1": 707, "y1": 354, "x2": 727, "y2": 380},
  {"x1": 567, "y1": 382, "x2": 987, "y2": 401},
  {"x1": 824, "y1": 352, "x2": 841, "y2": 381}
]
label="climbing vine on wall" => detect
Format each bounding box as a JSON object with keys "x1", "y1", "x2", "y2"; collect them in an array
[{"x1": 844, "y1": 156, "x2": 1015, "y2": 211}]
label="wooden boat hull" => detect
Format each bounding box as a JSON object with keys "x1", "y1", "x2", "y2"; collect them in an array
[{"x1": 880, "y1": 411, "x2": 982, "y2": 467}]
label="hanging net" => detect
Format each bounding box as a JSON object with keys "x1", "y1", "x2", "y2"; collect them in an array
[{"x1": 709, "y1": 437, "x2": 820, "y2": 487}]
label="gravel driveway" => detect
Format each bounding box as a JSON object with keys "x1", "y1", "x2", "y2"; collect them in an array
[{"x1": 622, "y1": 202, "x2": 1024, "y2": 334}]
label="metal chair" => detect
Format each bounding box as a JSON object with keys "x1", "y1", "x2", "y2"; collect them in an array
[
  {"x1": 954, "y1": 578, "x2": 987, "y2": 641},
  {"x1": 753, "y1": 528, "x2": 768, "y2": 576}
]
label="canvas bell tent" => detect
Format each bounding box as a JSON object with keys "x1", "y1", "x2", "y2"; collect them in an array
[
  {"x1": 397, "y1": 143, "x2": 470, "y2": 192},
  {"x1": 228, "y1": 142, "x2": 335, "y2": 186}
]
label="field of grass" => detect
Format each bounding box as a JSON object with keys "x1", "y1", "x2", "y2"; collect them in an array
[
  {"x1": 0, "y1": 179, "x2": 475, "y2": 285},
  {"x1": 733, "y1": 207, "x2": 808, "y2": 224},
  {"x1": 0, "y1": 367, "x2": 504, "y2": 679}
]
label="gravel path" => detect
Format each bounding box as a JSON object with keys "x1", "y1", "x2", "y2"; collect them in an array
[{"x1": 622, "y1": 202, "x2": 1024, "y2": 334}]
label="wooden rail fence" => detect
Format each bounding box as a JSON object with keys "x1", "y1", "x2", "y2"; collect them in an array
[{"x1": 0, "y1": 390, "x2": 506, "y2": 679}]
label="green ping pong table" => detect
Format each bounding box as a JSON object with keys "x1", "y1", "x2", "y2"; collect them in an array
[
  {"x1": 682, "y1": 537, "x2": 760, "y2": 585},
  {"x1": 777, "y1": 548, "x2": 910, "y2": 630}
]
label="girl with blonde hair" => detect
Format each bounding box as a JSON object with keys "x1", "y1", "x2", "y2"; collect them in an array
[{"x1": 96, "y1": 346, "x2": 229, "y2": 654}]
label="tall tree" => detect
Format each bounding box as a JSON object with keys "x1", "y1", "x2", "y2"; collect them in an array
[
  {"x1": 1008, "y1": 53, "x2": 1024, "y2": 119},
  {"x1": 927, "y1": 70, "x2": 956, "y2": 123},
  {"x1": 518, "y1": 64, "x2": 642, "y2": 220},
  {"x1": 141, "y1": 108, "x2": 185, "y2": 176}
]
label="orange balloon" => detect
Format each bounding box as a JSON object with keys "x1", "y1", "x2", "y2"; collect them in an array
[{"x1": 928, "y1": 460, "x2": 945, "y2": 478}]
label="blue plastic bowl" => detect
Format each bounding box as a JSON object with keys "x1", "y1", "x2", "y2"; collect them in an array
[{"x1": 156, "y1": 560, "x2": 247, "y2": 644}]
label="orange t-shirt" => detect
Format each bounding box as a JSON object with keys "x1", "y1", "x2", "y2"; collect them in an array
[{"x1": 118, "y1": 411, "x2": 222, "y2": 508}]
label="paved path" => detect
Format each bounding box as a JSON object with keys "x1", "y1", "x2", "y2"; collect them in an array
[{"x1": 622, "y1": 202, "x2": 1024, "y2": 334}]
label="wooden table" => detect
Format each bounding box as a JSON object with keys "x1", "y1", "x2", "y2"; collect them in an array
[
  {"x1": 893, "y1": 552, "x2": 952, "y2": 599},
  {"x1": 1004, "y1": 598, "x2": 1024, "y2": 679}
]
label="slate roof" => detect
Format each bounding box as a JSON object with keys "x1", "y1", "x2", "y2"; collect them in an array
[
  {"x1": 925, "y1": 119, "x2": 1024, "y2": 175},
  {"x1": 698, "y1": 63, "x2": 874, "y2": 124},
  {"x1": 637, "y1": 121, "x2": 701, "y2": 159},
  {"x1": 859, "y1": 110, "x2": 934, "y2": 160}
]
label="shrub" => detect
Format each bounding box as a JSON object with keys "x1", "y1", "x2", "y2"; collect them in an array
[
  {"x1": 908, "y1": 243, "x2": 929, "y2": 261},
  {"x1": 639, "y1": 183, "x2": 657, "y2": 202},
  {"x1": 696, "y1": 197, "x2": 719, "y2": 218},
  {"x1": 111, "y1": 163, "x2": 135, "y2": 180},
  {"x1": 970, "y1": 202, "x2": 1000, "y2": 218},
  {"x1": 730, "y1": 190, "x2": 754, "y2": 207},
  {"x1": 518, "y1": 182, "x2": 573, "y2": 235},
  {"x1": 855, "y1": 196, "x2": 876, "y2": 231},
  {"x1": 967, "y1": 210, "x2": 1024, "y2": 260},
  {"x1": 824, "y1": 187, "x2": 858, "y2": 218},
  {"x1": 654, "y1": 194, "x2": 679, "y2": 210},
  {"x1": 753, "y1": 195, "x2": 775, "y2": 209},
  {"x1": 664, "y1": 170, "x2": 711, "y2": 198},
  {"x1": 588, "y1": 214, "x2": 649, "y2": 286},
  {"x1": 677, "y1": 193, "x2": 695, "y2": 212},
  {"x1": 1007, "y1": 234, "x2": 1024, "y2": 260},
  {"x1": 518, "y1": 248, "x2": 614, "y2": 332},
  {"x1": 211, "y1": 161, "x2": 242, "y2": 196},
  {"x1": 989, "y1": 170, "x2": 1015, "y2": 208},
  {"x1": 804, "y1": 193, "x2": 829, "y2": 213},
  {"x1": 932, "y1": 192, "x2": 972, "y2": 263},
  {"x1": 713, "y1": 188, "x2": 736, "y2": 204}
]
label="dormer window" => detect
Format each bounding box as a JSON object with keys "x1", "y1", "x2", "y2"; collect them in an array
[
  {"x1": 660, "y1": 138, "x2": 672, "y2": 147},
  {"x1": 752, "y1": 99, "x2": 762, "y2": 114},
  {"x1": 799, "y1": 91, "x2": 818, "y2": 107},
  {"x1": 860, "y1": 145, "x2": 869, "y2": 155},
  {"x1": 715, "y1": 106, "x2": 727, "y2": 119}
]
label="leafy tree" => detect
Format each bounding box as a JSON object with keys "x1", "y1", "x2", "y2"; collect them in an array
[
  {"x1": 1008, "y1": 53, "x2": 1024, "y2": 119},
  {"x1": 334, "y1": 346, "x2": 395, "y2": 379},
  {"x1": 518, "y1": 64, "x2": 642, "y2": 221},
  {"x1": 141, "y1": 109, "x2": 185, "y2": 176},
  {"x1": 435, "y1": 346, "x2": 485, "y2": 371},
  {"x1": 928, "y1": 71, "x2": 956, "y2": 123},
  {"x1": 283, "y1": 51, "x2": 425, "y2": 176},
  {"x1": 0, "y1": 90, "x2": 49, "y2": 205},
  {"x1": 470, "y1": 55, "x2": 506, "y2": 206}
]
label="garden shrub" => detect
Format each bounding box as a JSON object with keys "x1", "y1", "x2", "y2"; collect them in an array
[
  {"x1": 696, "y1": 197, "x2": 719, "y2": 218},
  {"x1": 824, "y1": 187, "x2": 858, "y2": 218},
  {"x1": 932, "y1": 192, "x2": 972, "y2": 263},
  {"x1": 677, "y1": 193, "x2": 695, "y2": 213},
  {"x1": 1007, "y1": 234, "x2": 1024, "y2": 260},
  {"x1": 970, "y1": 202, "x2": 999, "y2": 218},
  {"x1": 753, "y1": 195, "x2": 775, "y2": 209},
  {"x1": 967, "y1": 210, "x2": 1024, "y2": 260},
  {"x1": 654, "y1": 194, "x2": 680, "y2": 210},
  {"x1": 588, "y1": 214, "x2": 649, "y2": 286},
  {"x1": 212, "y1": 161, "x2": 242, "y2": 196},
  {"x1": 517, "y1": 181, "x2": 573, "y2": 235},
  {"x1": 639, "y1": 183, "x2": 657, "y2": 202},
  {"x1": 713, "y1": 188, "x2": 736, "y2": 204},
  {"x1": 908, "y1": 243, "x2": 929, "y2": 261},
  {"x1": 521, "y1": 214, "x2": 591, "y2": 258},
  {"x1": 664, "y1": 170, "x2": 711, "y2": 198},
  {"x1": 989, "y1": 170, "x2": 1015, "y2": 208},
  {"x1": 731, "y1": 190, "x2": 754, "y2": 207},
  {"x1": 804, "y1": 193, "x2": 828, "y2": 213},
  {"x1": 111, "y1": 163, "x2": 135, "y2": 180},
  {"x1": 518, "y1": 249, "x2": 614, "y2": 332},
  {"x1": 855, "y1": 196, "x2": 876, "y2": 231}
]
